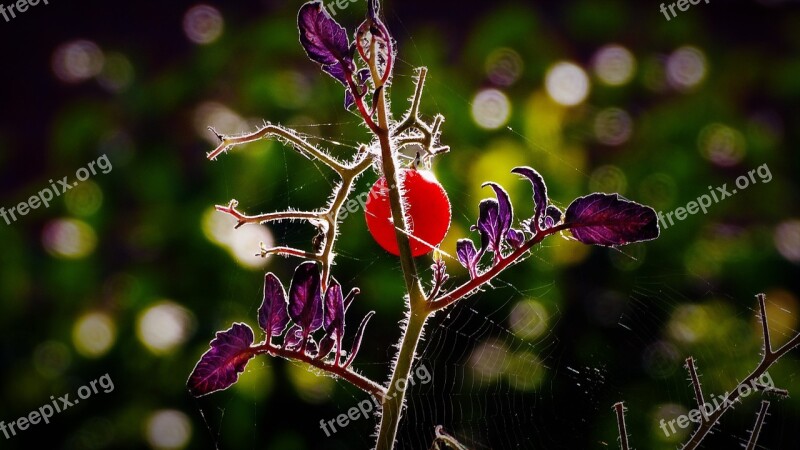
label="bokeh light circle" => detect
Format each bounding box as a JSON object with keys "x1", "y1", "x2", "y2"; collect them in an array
[
  {"x1": 667, "y1": 46, "x2": 707, "y2": 90},
  {"x1": 183, "y1": 5, "x2": 224, "y2": 45},
  {"x1": 594, "y1": 107, "x2": 633, "y2": 146},
  {"x1": 72, "y1": 312, "x2": 116, "y2": 358},
  {"x1": 471, "y1": 89, "x2": 512, "y2": 130},
  {"x1": 545, "y1": 62, "x2": 590, "y2": 106},
  {"x1": 592, "y1": 45, "x2": 636, "y2": 86},
  {"x1": 145, "y1": 410, "x2": 192, "y2": 450},
  {"x1": 485, "y1": 48, "x2": 524, "y2": 87},
  {"x1": 52, "y1": 40, "x2": 104, "y2": 83},
  {"x1": 774, "y1": 220, "x2": 800, "y2": 263},
  {"x1": 42, "y1": 218, "x2": 98, "y2": 259},
  {"x1": 137, "y1": 301, "x2": 195, "y2": 355},
  {"x1": 698, "y1": 123, "x2": 746, "y2": 167}
]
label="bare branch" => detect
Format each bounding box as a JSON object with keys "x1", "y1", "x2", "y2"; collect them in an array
[
  {"x1": 613, "y1": 402, "x2": 630, "y2": 450},
  {"x1": 753, "y1": 383, "x2": 789, "y2": 398},
  {"x1": 216, "y1": 201, "x2": 322, "y2": 228},
  {"x1": 685, "y1": 357, "x2": 706, "y2": 408},
  {"x1": 745, "y1": 400, "x2": 770, "y2": 450},
  {"x1": 757, "y1": 293, "x2": 772, "y2": 356},
  {"x1": 258, "y1": 244, "x2": 320, "y2": 261},
  {"x1": 207, "y1": 124, "x2": 348, "y2": 173},
  {"x1": 679, "y1": 292, "x2": 800, "y2": 450}
]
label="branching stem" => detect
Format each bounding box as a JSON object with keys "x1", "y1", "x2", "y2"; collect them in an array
[{"x1": 252, "y1": 343, "x2": 386, "y2": 401}]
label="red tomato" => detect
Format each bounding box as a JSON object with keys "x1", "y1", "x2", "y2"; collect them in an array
[{"x1": 365, "y1": 169, "x2": 451, "y2": 257}]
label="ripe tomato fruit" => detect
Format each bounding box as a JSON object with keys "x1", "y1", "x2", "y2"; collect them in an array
[{"x1": 365, "y1": 169, "x2": 451, "y2": 257}]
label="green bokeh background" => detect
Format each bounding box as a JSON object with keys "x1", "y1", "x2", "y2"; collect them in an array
[{"x1": 0, "y1": 0, "x2": 798, "y2": 449}]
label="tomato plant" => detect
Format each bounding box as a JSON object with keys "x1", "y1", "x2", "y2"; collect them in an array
[{"x1": 364, "y1": 169, "x2": 451, "y2": 257}]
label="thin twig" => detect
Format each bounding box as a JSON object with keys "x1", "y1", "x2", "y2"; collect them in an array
[
  {"x1": 207, "y1": 124, "x2": 347, "y2": 173},
  {"x1": 745, "y1": 400, "x2": 770, "y2": 450},
  {"x1": 680, "y1": 293, "x2": 800, "y2": 450},
  {"x1": 685, "y1": 357, "x2": 706, "y2": 408},
  {"x1": 758, "y1": 293, "x2": 772, "y2": 356},
  {"x1": 258, "y1": 245, "x2": 320, "y2": 260},
  {"x1": 216, "y1": 202, "x2": 322, "y2": 228},
  {"x1": 613, "y1": 402, "x2": 630, "y2": 450}
]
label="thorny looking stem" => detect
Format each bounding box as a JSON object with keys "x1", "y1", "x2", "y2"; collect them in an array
[
  {"x1": 208, "y1": 126, "x2": 373, "y2": 290},
  {"x1": 745, "y1": 400, "x2": 770, "y2": 450},
  {"x1": 680, "y1": 293, "x2": 800, "y2": 450},
  {"x1": 614, "y1": 293, "x2": 800, "y2": 450},
  {"x1": 685, "y1": 357, "x2": 705, "y2": 408},
  {"x1": 252, "y1": 342, "x2": 386, "y2": 401},
  {"x1": 613, "y1": 403, "x2": 630, "y2": 450}
]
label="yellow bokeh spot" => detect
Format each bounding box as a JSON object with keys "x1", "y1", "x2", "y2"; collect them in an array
[
  {"x1": 72, "y1": 312, "x2": 116, "y2": 358},
  {"x1": 759, "y1": 289, "x2": 799, "y2": 348},
  {"x1": 286, "y1": 361, "x2": 335, "y2": 404},
  {"x1": 546, "y1": 235, "x2": 591, "y2": 267}
]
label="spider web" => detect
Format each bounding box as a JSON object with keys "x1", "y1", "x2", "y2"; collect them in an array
[{"x1": 190, "y1": 10, "x2": 799, "y2": 450}]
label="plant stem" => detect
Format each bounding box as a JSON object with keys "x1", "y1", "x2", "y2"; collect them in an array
[
  {"x1": 376, "y1": 306, "x2": 428, "y2": 450},
  {"x1": 370, "y1": 41, "x2": 427, "y2": 449},
  {"x1": 252, "y1": 343, "x2": 386, "y2": 401}
]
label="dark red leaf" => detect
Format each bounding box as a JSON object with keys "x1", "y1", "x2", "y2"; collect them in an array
[
  {"x1": 258, "y1": 273, "x2": 290, "y2": 343},
  {"x1": 565, "y1": 193, "x2": 659, "y2": 246},
  {"x1": 512, "y1": 167, "x2": 549, "y2": 231},
  {"x1": 298, "y1": 2, "x2": 354, "y2": 86},
  {"x1": 187, "y1": 323, "x2": 255, "y2": 397}
]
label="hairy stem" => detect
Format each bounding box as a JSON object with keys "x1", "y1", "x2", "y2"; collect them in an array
[
  {"x1": 252, "y1": 343, "x2": 386, "y2": 401},
  {"x1": 428, "y1": 224, "x2": 567, "y2": 312}
]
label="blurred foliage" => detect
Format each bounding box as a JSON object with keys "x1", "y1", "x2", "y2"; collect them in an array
[{"x1": 0, "y1": 0, "x2": 799, "y2": 449}]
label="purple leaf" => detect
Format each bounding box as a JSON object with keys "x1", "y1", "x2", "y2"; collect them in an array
[
  {"x1": 288, "y1": 262, "x2": 324, "y2": 331},
  {"x1": 456, "y1": 238, "x2": 480, "y2": 278},
  {"x1": 344, "y1": 311, "x2": 375, "y2": 367},
  {"x1": 323, "y1": 280, "x2": 345, "y2": 332},
  {"x1": 543, "y1": 205, "x2": 563, "y2": 230},
  {"x1": 512, "y1": 167, "x2": 548, "y2": 231},
  {"x1": 287, "y1": 262, "x2": 323, "y2": 354},
  {"x1": 474, "y1": 199, "x2": 503, "y2": 255},
  {"x1": 319, "y1": 280, "x2": 346, "y2": 362},
  {"x1": 343, "y1": 287, "x2": 360, "y2": 313},
  {"x1": 564, "y1": 193, "x2": 659, "y2": 246},
  {"x1": 188, "y1": 323, "x2": 255, "y2": 397},
  {"x1": 298, "y1": 2, "x2": 354, "y2": 86},
  {"x1": 506, "y1": 228, "x2": 525, "y2": 249},
  {"x1": 284, "y1": 324, "x2": 304, "y2": 351},
  {"x1": 258, "y1": 273, "x2": 290, "y2": 344},
  {"x1": 482, "y1": 182, "x2": 513, "y2": 237}
]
